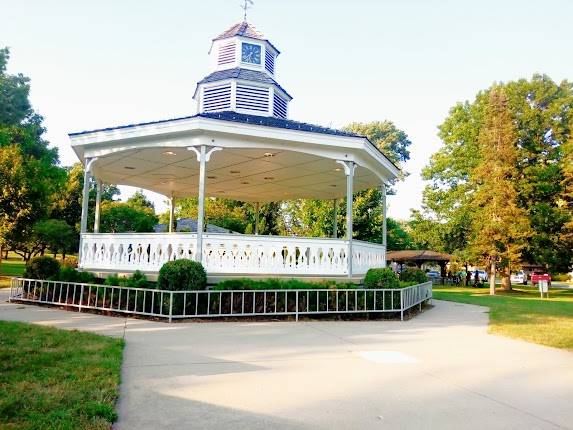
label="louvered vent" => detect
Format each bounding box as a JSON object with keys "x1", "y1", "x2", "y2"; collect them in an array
[
  {"x1": 202, "y1": 83, "x2": 232, "y2": 112},
  {"x1": 236, "y1": 84, "x2": 269, "y2": 113},
  {"x1": 265, "y1": 50, "x2": 275, "y2": 74},
  {"x1": 217, "y1": 42, "x2": 236, "y2": 66},
  {"x1": 273, "y1": 94, "x2": 288, "y2": 119}
]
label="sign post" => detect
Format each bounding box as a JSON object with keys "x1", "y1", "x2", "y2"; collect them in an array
[{"x1": 538, "y1": 280, "x2": 549, "y2": 299}]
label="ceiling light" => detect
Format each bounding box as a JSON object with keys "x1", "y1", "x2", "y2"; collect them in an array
[
  {"x1": 264, "y1": 176, "x2": 274, "y2": 180},
  {"x1": 207, "y1": 175, "x2": 216, "y2": 179},
  {"x1": 217, "y1": 190, "x2": 225, "y2": 193},
  {"x1": 263, "y1": 152, "x2": 275, "y2": 157},
  {"x1": 334, "y1": 168, "x2": 342, "y2": 172},
  {"x1": 330, "y1": 184, "x2": 337, "y2": 187},
  {"x1": 124, "y1": 166, "x2": 135, "y2": 170},
  {"x1": 240, "y1": 181, "x2": 250, "y2": 185},
  {"x1": 163, "y1": 151, "x2": 176, "y2": 156},
  {"x1": 230, "y1": 170, "x2": 240, "y2": 174}
]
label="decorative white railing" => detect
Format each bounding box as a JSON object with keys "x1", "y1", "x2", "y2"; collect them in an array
[
  {"x1": 9, "y1": 279, "x2": 432, "y2": 322},
  {"x1": 352, "y1": 240, "x2": 387, "y2": 275},
  {"x1": 80, "y1": 233, "x2": 386, "y2": 277}
]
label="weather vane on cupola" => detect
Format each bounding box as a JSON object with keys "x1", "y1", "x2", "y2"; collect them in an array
[{"x1": 241, "y1": 0, "x2": 254, "y2": 21}]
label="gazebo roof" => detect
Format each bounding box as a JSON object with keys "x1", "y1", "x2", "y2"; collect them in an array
[
  {"x1": 195, "y1": 69, "x2": 293, "y2": 99},
  {"x1": 69, "y1": 111, "x2": 399, "y2": 202},
  {"x1": 386, "y1": 250, "x2": 453, "y2": 262}
]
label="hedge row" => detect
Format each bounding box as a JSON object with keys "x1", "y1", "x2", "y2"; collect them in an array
[{"x1": 24, "y1": 257, "x2": 422, "y2": 292}]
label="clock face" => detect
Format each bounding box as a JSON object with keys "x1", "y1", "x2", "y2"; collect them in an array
[{"x1": 241, "y1": 43, "x2": 261, "y2": 65}]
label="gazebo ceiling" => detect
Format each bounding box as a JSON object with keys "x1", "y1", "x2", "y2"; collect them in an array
[
  {"x1": 92, "y1": 146, "x2": 381, "y2": 201},
  {"x1": 72, "y1": 113, "x2": 400, "y2": 202}
]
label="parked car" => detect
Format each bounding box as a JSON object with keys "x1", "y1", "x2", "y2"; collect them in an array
[
  {"x1": 530, "y1": 272, "x2": 551, "y2": 285},
  {"x1": 426, "y1": 271, "x2": 440, "y2": 280},
  {"x1": 510, "y1": 270, "x2": 527, "y2": 285}
]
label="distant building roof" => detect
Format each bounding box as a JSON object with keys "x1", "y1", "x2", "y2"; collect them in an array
[
  {"x1": 386, "y1": 250, "x2": 453, "y2": 262},
  {"x1": 196, "y1": 68, "x2": 292, "y2": 99},
  {"x1": 154, "y1": 218, "x2": 236, "y2": 234}
]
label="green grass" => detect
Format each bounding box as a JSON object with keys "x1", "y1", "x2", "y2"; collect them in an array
[
  {"x1": 0, "y1": 255, "x2": 25, "y2": 278},
  {"x1": 0, "y1": 321, "x2": 124, "y2": 429},
  {"x1": 0, "y1": 254, "x2": 26, "y2": 289},
  {"x1": 434, "y1": 285, "x2": 573, "y2": 351}
]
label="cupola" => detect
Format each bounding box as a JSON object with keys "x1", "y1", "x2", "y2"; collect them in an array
[{"x1": 193, "y1": 21, "x2": 292, "y2": 119}]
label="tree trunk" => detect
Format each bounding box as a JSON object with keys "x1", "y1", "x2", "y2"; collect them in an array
[
  {"x1": 0, "y1": 243, "x2": 3, "y2": 274},
  {"x1": 489, "y1": 260, "x2": 496, "y2": 295},
  {"x1": 501, "y1": 265, "x2": 512, "y2": 291}
]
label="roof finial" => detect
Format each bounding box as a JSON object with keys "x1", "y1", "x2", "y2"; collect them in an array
[{"x1": 241, "y1": 0, "x2": 254, "y2": 21}]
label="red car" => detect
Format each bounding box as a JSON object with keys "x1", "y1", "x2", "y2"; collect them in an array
[{"x1": 530, "y1": 272, "x2": 551, "y2": 285}]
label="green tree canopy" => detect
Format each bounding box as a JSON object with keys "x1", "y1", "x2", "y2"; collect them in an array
[
  {"x1": 100, "y1": 201, "x2": 158, "y2": 233},
  {"x1": 416, "y1": 74, "x2": 573, "y2": 272}
]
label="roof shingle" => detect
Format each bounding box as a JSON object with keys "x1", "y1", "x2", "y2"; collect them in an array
[
  {"x1": 196, "y1": 68, "x2": 292, "y2": 99},
  {"x1": 214, "y1": 21, "x2": 265, "y2": 41}
]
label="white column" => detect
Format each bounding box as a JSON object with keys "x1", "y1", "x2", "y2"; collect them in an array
[
  {"x1": 337, "y1": 160, "x2": 355, "y2": 278},
  {"x1": 381, "y1": 182, "x2": 387, "y2": 268},
  {"x1": 333, "y1": 199, "x2": 338, "y2": 238},
  {"x1": 254, "y1": 202, "x2": 260, "y2": 235},
  {"x1": 93, "y1": 180, "x2": 102, "y2": 233},
  {"x1": 196, "y1": 145, "x2": 207, "y2": 263},
  {"x1": 381, "y1": 183, "x2": 387, "y2": 247},
  {"x1": 188, "y1": 144, "x2": 221, "y2": 264},
  {"x1": 80, "y1": 159, "x2": 92, "y2": 234},
  {"x1": 346, "y1": 166, "x2": 354, "y2": 277},
  {"x1": 169, "y1": 193, "x2": 175, "y2": 233}
]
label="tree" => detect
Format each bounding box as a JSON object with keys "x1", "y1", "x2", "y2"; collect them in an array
[
  {"x1": 419, "y1": 75, "x2": 573, "y2": 272},
  {"x1": 33, "y1": 219, "x2": 76, "y2": 258},
  {"x1": 174, "y1": 197, "x2": 249, "y2": 233},
  {"x1": 0, "y1": 48, "x2": 63, "y2": 264},
  {"x1": 468, "y1": 88, "x2": 531, "y2": 294},
  {"x1": 100, "y1": 201, "x2": 158, "y2": 233},
  {"x1": 280, "y1": 121, "x2": 412, "y2": 240},
  {"x1": 127, "y1": 190, "x2": 154, "y2": 210},
  {"x1": 51, "y1": 163, "x2": 120, "y2": 232},
  {"x1": 562, "y1": 134, "x2": 573, "y2": 249},
  {"x1": 386, "y1": 218, "x2": 415, "y2": 251}
]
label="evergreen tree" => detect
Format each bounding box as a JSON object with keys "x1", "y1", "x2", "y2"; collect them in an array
[{"x1": 468, "y1": 88, "x2": 531, "y2": 294}]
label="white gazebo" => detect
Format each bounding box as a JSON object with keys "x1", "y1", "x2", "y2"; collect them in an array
[{"x1": 69, "y1": 21, "x2": 399, "y2": 282}]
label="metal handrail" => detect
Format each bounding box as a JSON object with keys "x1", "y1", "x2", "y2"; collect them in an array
[{"x1": 9, "y1": 278, "x2": 432, "y2": 322}]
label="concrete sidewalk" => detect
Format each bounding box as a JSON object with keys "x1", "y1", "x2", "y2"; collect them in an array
[{"x1": 1, "y1": 289, "x2": 572, "y2": 429}]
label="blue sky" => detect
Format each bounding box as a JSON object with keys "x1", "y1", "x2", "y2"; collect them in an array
[{"x1": 4, "y1": 0, "x2": 573, "y2": 219}]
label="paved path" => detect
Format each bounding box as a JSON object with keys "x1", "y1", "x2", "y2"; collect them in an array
[{"x1": 1, "y1": 289, "x2": 572, "y2": 430}]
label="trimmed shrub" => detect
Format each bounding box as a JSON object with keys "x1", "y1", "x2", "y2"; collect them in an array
[
  {"x1": 24, "y1": 256, "x2": 60, "y2": 280},
  {"x1": 399, "y1": 268, "x2": 428, "y2": 284},
  {"x1": 56, "y1": 266, "x2": 97, "y2": 284},
  {"x1": 213, "y1": 278, "x2": 357, "y2": 291},
  {"x1": 104, "y1": 270, "x2": 154, "y2": 289},
  {"x1": 157, "y1": 259, "x2": 207, "y2": 291},
  {"x1": 364, "y1": 268, "x2": 400, "y2": 289},
  {"x1": 552, "y1": 273, "x2": 572, "y2": 282}
]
